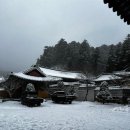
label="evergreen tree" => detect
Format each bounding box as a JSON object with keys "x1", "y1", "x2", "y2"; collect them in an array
[
  {"x1": 54, "y1": 38, "x2": 68, "y2": 68},
  {"x1": 98, "y1": 45, "x2": 110, "y2": 73},
  {"x1": 91, "y1": 47, "x2": 100, "y2": 74},
  {"x1": 36, "y1": 34, "x2": 130, "y2": 75},
  {"x1": 96, "y1": 81, "x2": 112, "y2": 104},
  {"x1": 78, "y1": 40, "x2": 90, "y2": 71},
  {"x1": 114, "y1": 42, "x2": 122, "y2": 70},
  {"x1": 119, "y1": 34, "x2": 130, "y2": 69},
  {"x1": 106, "y1": 45, "x2": 116, "y2": 72},
  {"x1": 66, "y1": 41, "x2": 80, "y2": 71},
  {"x1": 36, "y1": 46, "x2": 55, "y2": 67}
]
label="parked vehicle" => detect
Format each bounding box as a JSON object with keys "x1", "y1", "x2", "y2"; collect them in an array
[{"x1": 51, "y1": 91, "x2": 76, "y2": 104}]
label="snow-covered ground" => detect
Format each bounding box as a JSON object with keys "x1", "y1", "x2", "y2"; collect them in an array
[{"x1": 0, "y1": 100, "x2": 130, "y2": 130}]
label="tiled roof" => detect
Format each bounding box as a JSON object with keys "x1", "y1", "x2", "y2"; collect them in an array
[
  {"x1": 104, "y1": 0, "x2": 130, "y2": 25},
  {"x1": 94, "y1": 74, "x2": 121, "y2": 82},
  {"x1": 12, "y1": 72, "x2": 61, "y2": 82},
  {"x1": 39, "y1": 67, "x2": 85, "y2": 80}
]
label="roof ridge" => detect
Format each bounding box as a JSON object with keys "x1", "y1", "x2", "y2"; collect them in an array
[{"x1": 39, "y1": 67, "x2": 82, "y2": 74}]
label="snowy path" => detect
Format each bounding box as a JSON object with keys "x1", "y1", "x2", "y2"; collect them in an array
[{"x1": 0, "y1": 100, "x2": 130, "y2": 130}]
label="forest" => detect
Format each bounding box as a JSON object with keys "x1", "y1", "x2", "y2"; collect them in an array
[{"x1": 36, "y1": 34, "x2": 130, "y2": 75}]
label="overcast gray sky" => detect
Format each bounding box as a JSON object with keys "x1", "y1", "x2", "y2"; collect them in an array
[{"x1": 0, "y1": 0, "x2": 130, "y2": 72}]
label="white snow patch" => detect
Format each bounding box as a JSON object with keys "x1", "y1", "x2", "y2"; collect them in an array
[
  {"x1": 0, "y1": 101, "x2": 130, "y2": 130},
  {"x1": 0, "y1": 77, "x2": 5, "y2": 83},
  {"x1": 112, "y1": 106, "x2": 129, "y2": 112}
]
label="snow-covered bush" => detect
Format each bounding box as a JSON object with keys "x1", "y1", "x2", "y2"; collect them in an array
[{"x1": 96, "y1": 81, "x2": 112, "y2": 104}]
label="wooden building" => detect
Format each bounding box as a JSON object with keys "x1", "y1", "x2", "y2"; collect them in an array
[
  {"x1": 0, "y1": 88, "x2": 10, "y2": 99},
  {"x1": 3, "y1": 67, "x2": 85, "y2": 99},
  {"x1": 114, "y1": 71, "x2": 130, "y2": 87},
  {"x1": 103, "y1": 0, "x2": 130, "y2": 25},
  {"x1": 94, "y1": 73, "x2": 122, "y2": 85}
]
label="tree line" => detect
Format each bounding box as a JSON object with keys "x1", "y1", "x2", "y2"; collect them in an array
[{"x1": 36, "y1": 34, "x2": 130, "y2": 75}]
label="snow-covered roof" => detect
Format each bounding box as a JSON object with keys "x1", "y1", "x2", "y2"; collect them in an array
[
  {"x1": 0, "y1": 88, "x2": 5, "y2": 91},
  {"x1": 95, "y1": 86, "x2": 130, "y2": 90},
  {"x1": 94, "y1": 74, "x2": 121, "y2": 82},
  {"x1": 0, "y1": 77, "x2": 5, "y2": 83},
  {"x1": 39, "y1": 67, "x2": 85, "y2": 79},
  {"x1": 12, "y1": 72, "x2": 61, "y2": 82},
  {"x1": 114, "y1": 71, "x2": 130, "y2": 77}
]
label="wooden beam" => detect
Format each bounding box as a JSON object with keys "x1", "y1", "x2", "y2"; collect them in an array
[{"x1": 103, "y1": 0, "x2": 130, "y2": 25}]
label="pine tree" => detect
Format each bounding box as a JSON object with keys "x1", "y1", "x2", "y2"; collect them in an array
[
  {"x1": 36, "y1": 46, "x2": 55, "y2": 67},
  {"x1": 54, "y1": 39, "x2": 68, "y2": 68},
  {"x1": 78, "y1": 40, "x2": 90, "y2": 71},
  {"x1": 114, "y1": 42, "x2": 122, "y2": 70},
  {"x1": 96, "y1": 81, "x2": 112, "y2": 104},
  {"x1": 120, "y1": 34, "x2": 130, "y2": 69},
  {"x1": 106, "y1": 45, "x2": 116, "y2": 72},
  {"x1": 91, "y1": 47, "x2": 100, "y2": 74},
  {"x1": 36, "y1": 34, "x2": 130, "y2": 75},
  {"x1": 66, "y1": 41, "x2": 80, "y2": 71}
]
